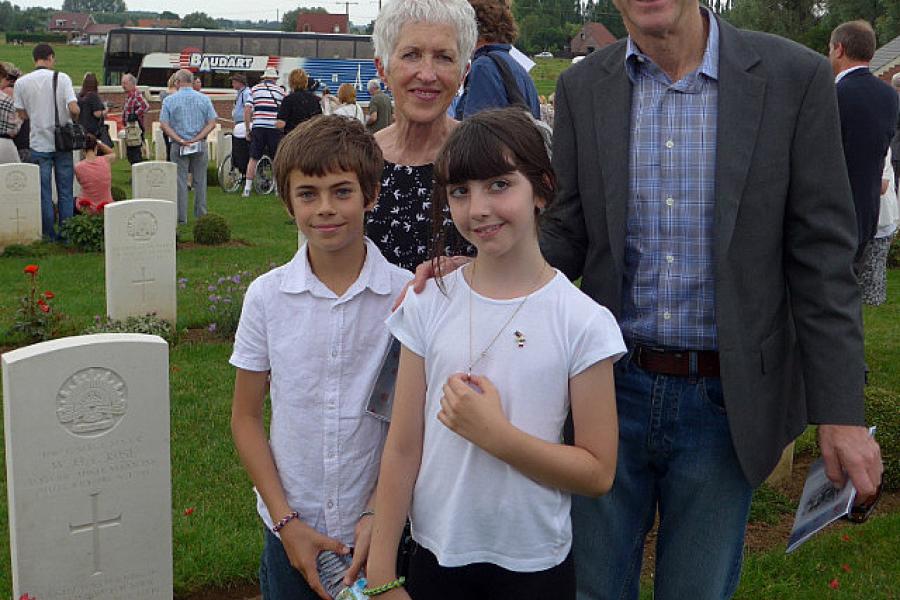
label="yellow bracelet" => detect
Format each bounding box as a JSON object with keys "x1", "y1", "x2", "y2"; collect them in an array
[{"x1": 363, "y1": 576, "x2": 406, "y2": 596}]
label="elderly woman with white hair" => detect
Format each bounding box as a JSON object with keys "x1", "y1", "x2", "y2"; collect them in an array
[{"x1": 365, "y1": 0, "x2": 477, "y2": 272}]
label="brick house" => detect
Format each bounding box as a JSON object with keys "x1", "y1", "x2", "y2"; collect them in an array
[
  {"x1": 47, "y1": 11, "x2": 95, "y2": 38},
  {"x1": 296, "y1": 12, "x2": 349, "y2": 34},
  {"x1": 570, "y1": 22, "x2": 617, "y2": 56},
  {"x1": 872, "y1": 33, "x2": 900, "y2": 84}
]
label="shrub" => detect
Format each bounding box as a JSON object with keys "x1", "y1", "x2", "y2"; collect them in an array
[
  {"x1": 111, "y1": 185, "x2": 128, "y2": 202},
  {"x1": 60, "y1": 212, "x2": 104, "y2": 252},
  {"x1": 6, "y1": 31, "x2": 67, "y2": 43},
  {"x1": 205, "y1": 270, "x2": 255, "y2": 340},
  {"x1": 888, "y1": 235, "x2": 900, "y2": 269},
  {"x1": 11, "y1": 264, "x2": 65, "y2": 342},
  {"x1": 193, "y1": 213, "x2": 231, "y2": 245},
  {"x1": 866, "y1": 387, "x2": 898, "y2": 491},
  {"x1": 207, "y1": 166, "x2": 218, "y2": 187},
  {"x1": 84, "y1": 313, "x2": 176, "y2": 345}
]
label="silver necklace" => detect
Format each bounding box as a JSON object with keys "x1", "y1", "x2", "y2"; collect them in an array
[{"x1": 467, "y1": 260, "x2": 549, "y2": 377}]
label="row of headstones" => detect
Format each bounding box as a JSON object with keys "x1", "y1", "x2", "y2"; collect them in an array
[
  {"x1": 1, "y1": 162, "x2": 178, "y2": 323},
  {"x1": 1, "y1": 162, "x2": 180, "y2": 597}
]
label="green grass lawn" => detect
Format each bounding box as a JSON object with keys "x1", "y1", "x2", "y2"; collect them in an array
[{"x1": 1, "y1": 42, "x2": 105, "y2": 84}]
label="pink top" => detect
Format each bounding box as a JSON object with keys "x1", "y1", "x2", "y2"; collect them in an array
[{"x1": 75, "y1": 158, "x2": 113, "y2": 211}]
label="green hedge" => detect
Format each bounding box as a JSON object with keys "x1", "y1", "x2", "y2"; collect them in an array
[
  {"x1": 866, "y1": 386, "x2": 899, "y2": 491},
  {"x1": 5, "y1": 32, "x2": 68, "y2": 44}
]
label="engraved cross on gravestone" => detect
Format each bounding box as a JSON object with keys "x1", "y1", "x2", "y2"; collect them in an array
[
  {"x1": 68, "y1": 490, "x2": 122, "y2": 576},
  {"x1": 132, "y1": 267, "x2": 156, "y2": 302},
  {"x1": 9, "y1": 207, "x2": 26, "y2": 236}
]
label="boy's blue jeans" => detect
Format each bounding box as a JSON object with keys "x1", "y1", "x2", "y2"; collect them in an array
[
  {"x1": 572, "y1": 353, "x2": 753, "y2": 600},
  {"x1": 260, "y1": 528, "x2": 320, "y2": 600},
  {"x1": 31, "y1": 149, "x2": 74, "y2": 241}
]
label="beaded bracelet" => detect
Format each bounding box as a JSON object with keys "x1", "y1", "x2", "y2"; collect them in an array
[
  {"x1": 363, "y1": 576, "x2": 406, "y2": 597},
  {"x1": 271, "y1": 510, "x2": 300, "y2": 533}
]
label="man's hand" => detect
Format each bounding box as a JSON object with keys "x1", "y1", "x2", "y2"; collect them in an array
[
  {"x1": 343, "y1": 512, "x2": 373, "y2": 585},
  {"x1": 279, "y1": 519, "x2": 349, "y2": 600},
  {"x1": 818, "y1": 424, "x2": 882, "y2": 502},
  {"x1": 391, "y1": 256, "x2": 472, "y2": 311}
]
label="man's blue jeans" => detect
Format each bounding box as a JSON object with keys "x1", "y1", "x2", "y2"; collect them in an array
[
  {"x1": 572, "y1": 353, "x2": 753, "y2": 600},
  {"x1": 31, "y1": 149, "x2": 74, "y2": 241}
]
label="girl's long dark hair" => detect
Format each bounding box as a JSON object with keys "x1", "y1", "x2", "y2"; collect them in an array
[
  {"x1": 430, "y1": 107, "x2": 556, "y2": 282},
  {"x1": 80, "y1": 72, "x2": 99, "y2": 98}
]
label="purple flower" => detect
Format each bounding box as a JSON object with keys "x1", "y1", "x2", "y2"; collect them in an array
[
  {"x1": 231, "y1": 274, "x2": 241, "y2": 284},
  {"x1": 222, "y1": 297, "x2": 232, "y2": 304},
  {"x1": 208, "y1": 323, "x2": 217, "y2": 332},
  {"x1": 208, "y1": 284, "x2": 217, "y2": 292},
  {"x1": 209, "y1": 305, "x2": 217, "y2": 312},
  {"x1": 209, "y1": 294, "x2": 219, "y2": 303},
  {"x1": 178, "y1": 277, "x2": 188, "y2": 284},
  {"x1": 218, "y1": 277, "x2": 227, "y2": 284}
]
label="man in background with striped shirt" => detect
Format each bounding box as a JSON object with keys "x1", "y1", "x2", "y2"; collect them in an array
[{"x1": 243, "y1": 67, "x2": 285, "y2": 197}]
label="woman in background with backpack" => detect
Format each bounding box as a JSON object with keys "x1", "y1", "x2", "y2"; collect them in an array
[{"x1": 454, "y1": 0, "x2": 541, "y2": 121}]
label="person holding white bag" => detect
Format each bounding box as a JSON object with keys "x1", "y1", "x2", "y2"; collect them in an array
[{"x1": 859, "y1": 148, "x2": 899, "y2": 305}]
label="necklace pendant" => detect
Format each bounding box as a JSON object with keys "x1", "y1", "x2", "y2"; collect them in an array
[{"x1": 514, "y1": 330, "x2": 526, "y2": 348}]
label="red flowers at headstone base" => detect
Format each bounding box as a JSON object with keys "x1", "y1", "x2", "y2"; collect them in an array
[
  {"x1": 829, "y1": 578, "x2": 840, "y2": 590},
  {"x1": 183, "y1": 507, "x2": 195, "y2": 516}
]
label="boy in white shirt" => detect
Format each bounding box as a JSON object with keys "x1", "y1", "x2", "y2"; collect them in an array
[{"x1": 230, "y1": 115, "x2": 411, "y2": 600}]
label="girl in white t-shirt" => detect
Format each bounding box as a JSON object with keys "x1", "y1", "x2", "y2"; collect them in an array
[{"x1": 365, "y1": 108, "x2": 625, "y2": 600}]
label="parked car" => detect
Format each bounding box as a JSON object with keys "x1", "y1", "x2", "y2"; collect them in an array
[
  {"x1": 535, "y1": 51, "x2": 554, "y2": 58},
  {"x1": 572, "y1": 56, "x2": 585, "y2": 64}
]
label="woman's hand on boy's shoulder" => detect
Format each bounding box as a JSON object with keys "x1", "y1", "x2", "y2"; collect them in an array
[
  {"x1": 392, "y1": 256, "x2": 472, "y2": 311},
  {"x1": 279, "y1": 519, "x2": 349, "y2": 600},
  {"x1": 438, "y1": 374, "x2": 510, "y2": 452}
]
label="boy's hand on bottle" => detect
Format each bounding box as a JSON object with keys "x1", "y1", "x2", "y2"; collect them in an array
[
  {"x1": 280, "y1": 519, "x2": 349, "y2": 600},
  {"x1": 343, "y1": 513, "x2": 374, "y2": 585},
  {"x1": 439, "y1": 374, "x2": 508, "y2": 448}
]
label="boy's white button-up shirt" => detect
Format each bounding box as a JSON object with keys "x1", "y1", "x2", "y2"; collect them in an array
[{"x1": 230, "y1": 238, "x2": 412, "y2": 545}]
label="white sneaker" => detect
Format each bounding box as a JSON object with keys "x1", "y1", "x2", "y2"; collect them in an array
[{"x1": 241, "y1": 188, "x2": 251, "y2": 198}]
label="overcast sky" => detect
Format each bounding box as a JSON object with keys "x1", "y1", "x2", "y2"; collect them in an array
[{"x1": 17, "y1": 0, "x2": 385, "y2": 24}]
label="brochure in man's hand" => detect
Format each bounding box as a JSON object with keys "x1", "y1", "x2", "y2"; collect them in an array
[
  {"x1": 786, "y1": 426, "x2": 877, "y2": 553},
  {"x1": 180, "y1": 141, "x2": 200, "y2": 156}
]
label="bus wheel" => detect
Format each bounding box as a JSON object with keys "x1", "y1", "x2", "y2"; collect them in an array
[{"x1": 219, "y1": 154, "x2": 243, "y2": 193}]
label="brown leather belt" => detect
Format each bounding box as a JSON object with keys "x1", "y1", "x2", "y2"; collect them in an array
[{"x1": 632, "y1": 345, "x2": 720, "y2": 378}]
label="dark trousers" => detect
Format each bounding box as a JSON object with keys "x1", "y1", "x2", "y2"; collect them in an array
[
  {"x1": 405, "y1": 544, "x2": 575, "y2": 600},
  {"x1": 126, "y1": 122, "x2": 145, "y2": 164}
]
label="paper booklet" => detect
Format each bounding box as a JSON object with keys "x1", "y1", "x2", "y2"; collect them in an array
[
  {"x1": 180, "y1": 141, "x2": 200, "y2": 156},
  {"x1": 786, "y1": 426, "x2": 876, "y2": 553},
  {"x1": 365, "y1": 337, "x2": 401, "y2": 422}
]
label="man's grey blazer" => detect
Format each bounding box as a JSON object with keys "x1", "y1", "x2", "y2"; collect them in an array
[{"x1": 541, "y1": 15, "x2": 866, "y2": 488}]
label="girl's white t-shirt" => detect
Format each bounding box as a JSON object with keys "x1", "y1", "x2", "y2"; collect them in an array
[{"x1": 386, "y1": 268, "x2": 626, "y2": 572}]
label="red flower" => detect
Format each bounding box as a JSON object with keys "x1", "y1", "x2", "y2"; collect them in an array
[
  {"x1": 24, "y1": 264, "x2": 38, "y2": 275},
  {"x1": 183, "y1": 507, "x2": 195, "y2": 516},
  {"x1": 841, "y1": 534, "x2": 851, "y2": 542},
  {"x1": 43, "y1": 291, "x2": 55, "y2": 299},
  {"x1": 829, "y1": 578, "x2": 840, "y2": 590},
  {"x1": 95, "y1": 201, "x2": 110, "y2": 213},
  {"x1": 841, "y1": 564, "x2": 851, "y2": 573},
  {"x1": 19, "y1": 593, "x2": 36, "y2": 600}
]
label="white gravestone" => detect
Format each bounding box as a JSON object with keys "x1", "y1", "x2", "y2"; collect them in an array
[
  {"x1": 131, "y1": 161, "x2": 177, "y2": 203},
  {"x1": 104, "y1": 200, "x2": 177, "y2": 322},
  {"x1": 2, "y1": 333, "x2": 172, "y2": 599},
  {"x1": 0, "y1": 163, "x2": 42, "y2": 247}
]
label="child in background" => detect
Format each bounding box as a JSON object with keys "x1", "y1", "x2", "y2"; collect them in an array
[
  {"x1": 230, "y1": 115, "x2": 411, "y2": 600},
  {"x1": 365, "y1": 108, "x2": 625, "y2": 600}
]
